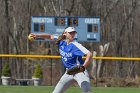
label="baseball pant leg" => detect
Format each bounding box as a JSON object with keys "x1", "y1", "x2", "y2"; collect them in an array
[
  {"x1": 52, "y1": 73, "x2": 74, "y2": 93},
  {"x1": 74, "y1": 70, "x2": 92, "y2": 93}
]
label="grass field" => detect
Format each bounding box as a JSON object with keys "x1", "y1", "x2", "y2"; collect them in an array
[{"x1": 0, "y1": 86, "x2": 140, "y2": 93}]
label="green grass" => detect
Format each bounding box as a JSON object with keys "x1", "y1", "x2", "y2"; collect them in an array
[{"x1": 0, "y1": 86, "x2": 140, "y2": 93}]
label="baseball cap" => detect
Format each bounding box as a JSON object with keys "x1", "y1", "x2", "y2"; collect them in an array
[{"x1": 65, "y1": 27, "x2": 76, "y2": 32}]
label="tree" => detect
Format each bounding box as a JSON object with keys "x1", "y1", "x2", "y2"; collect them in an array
[
  {"x1": 33, "y1": 64, "x2": 43, "y2": 78},
  {"x1": 2, "y1": 63, "x2": 11, "y2": 77}
]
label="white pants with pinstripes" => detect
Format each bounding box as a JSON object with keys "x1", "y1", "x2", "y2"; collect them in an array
[{"x1": 52, "y1": 70, "x2": 92, "y2": 93}]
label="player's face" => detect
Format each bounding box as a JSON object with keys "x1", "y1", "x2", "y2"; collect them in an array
[{"x1": 66, "y1": 31, "x2": 76, "y2": 41}]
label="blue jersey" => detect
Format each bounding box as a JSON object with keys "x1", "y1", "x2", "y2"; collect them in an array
[{"x1": 58, "y1": 40, "x2": 89, "y2": 69}]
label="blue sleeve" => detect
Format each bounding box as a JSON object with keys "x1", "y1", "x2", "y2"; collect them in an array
[
  {"x1": 73, "y1": 47, "x2": 85, "y2": 56},
  {"x1": 53, "y1": 35, "x2": 58, "y2": 40}
]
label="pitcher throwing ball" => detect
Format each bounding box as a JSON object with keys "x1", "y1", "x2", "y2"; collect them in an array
[{"x1": 29, "y1": 27, "x2": 93, "y2": 93}]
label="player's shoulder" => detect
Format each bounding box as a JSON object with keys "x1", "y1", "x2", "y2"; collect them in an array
[
  {"x1": 71, "y1": 41, "x2": 83, "y2": 47},
  {"x1": 59, "y1": 40, "x2": 67, "y2": 46},
  {"x1": 72, "y1": 41, "x2": 89, "y2": 53}
]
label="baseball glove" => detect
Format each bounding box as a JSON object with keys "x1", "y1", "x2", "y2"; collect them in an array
[
  {"x1": 55, "y1": 35, "x2": 66, "y2": 44},
  {"x1": 67, "y1": 65, "x2": 85, "y2": 75}
]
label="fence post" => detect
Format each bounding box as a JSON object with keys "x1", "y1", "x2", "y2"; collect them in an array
[{"x1": 91, "y1": 51, "x2": 97, "y2": 86}]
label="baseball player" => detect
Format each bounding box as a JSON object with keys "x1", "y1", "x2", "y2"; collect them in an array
[{"x1": 30, "y1": 27, "x2": 93, "y2": 93}]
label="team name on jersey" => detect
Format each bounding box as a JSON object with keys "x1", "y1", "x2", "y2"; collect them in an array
[{"x1": 59, "y1": 49, "x2": 72, "y2": 57}]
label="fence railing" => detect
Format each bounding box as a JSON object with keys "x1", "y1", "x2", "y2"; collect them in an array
[{"x1": 0, "y1": 54, "x2": 140, "y2": 60}]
